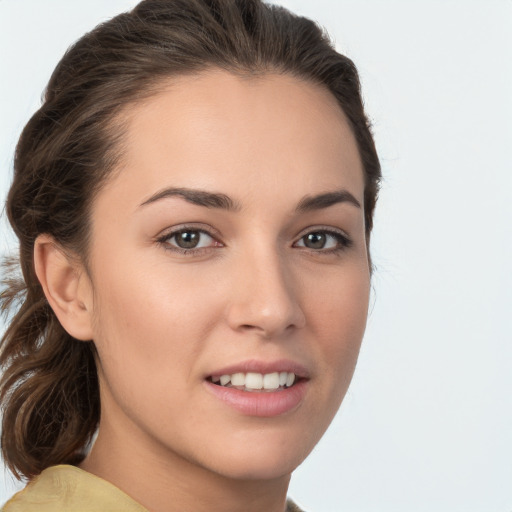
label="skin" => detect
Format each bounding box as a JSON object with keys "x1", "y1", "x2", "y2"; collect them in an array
[{"x1": 35, "y1": 70, "x2": 370, "y2": 512}]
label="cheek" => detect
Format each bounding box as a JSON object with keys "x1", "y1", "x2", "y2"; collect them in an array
[
  {"x1": 89, "y1": 258, "x2": 223, "y2": 379},
  {"x1": 307, "y1": 262, "x2": 370, "y2": 391},
  {"x1": 87, "y1": 261, "x2": 225, "y2": 436}
]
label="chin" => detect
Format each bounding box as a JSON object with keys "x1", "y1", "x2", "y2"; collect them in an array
[
  {"x1": 208, "y1": 452, "x2": 302, "y2": 482},
  {"x1": 194, "y1": 427, "x2": 319, "y2": 482}
]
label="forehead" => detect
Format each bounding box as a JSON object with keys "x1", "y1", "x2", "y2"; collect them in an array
[{"x1": 100, "y1": 70, "x2": 364, "y2": 209}]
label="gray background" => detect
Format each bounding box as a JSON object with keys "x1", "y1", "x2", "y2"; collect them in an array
[{"x1": 1, "y1": 1, "x2": 511, "y2": 510}]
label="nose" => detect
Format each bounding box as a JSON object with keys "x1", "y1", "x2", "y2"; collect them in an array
[{"x1": 226, "y1": 247, "x2": 306, "y2": 339}]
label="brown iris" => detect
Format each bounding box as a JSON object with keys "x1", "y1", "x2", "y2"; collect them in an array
[{"x1": 303, "y1": 232, "x2": 327, "y2": 249}]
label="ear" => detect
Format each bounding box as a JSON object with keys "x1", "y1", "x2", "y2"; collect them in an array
[{"x1": 34, "y1": 234, "x2": 94, "y2": 341}]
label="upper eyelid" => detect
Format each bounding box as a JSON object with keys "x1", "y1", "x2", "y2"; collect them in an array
[
  {"x1": 156, "y1": 223, "x2": 222, "y2": 240},
  {"x1": 293, "y1": 225, "x2": 350, "y2": 240}
]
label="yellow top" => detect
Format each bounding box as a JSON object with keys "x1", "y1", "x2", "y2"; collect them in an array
[
  {"x1": 2, "y1": 465, "x2": 304, "y2": 512},
  {"x1": 2, "y1": 465, "x2": 148, "y2": 512}
]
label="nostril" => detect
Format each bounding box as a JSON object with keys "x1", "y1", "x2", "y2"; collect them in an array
[{"x1": 225, "y1": 281, "x2": 305, "y2": 337}]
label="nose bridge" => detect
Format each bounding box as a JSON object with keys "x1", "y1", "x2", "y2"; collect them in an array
[{"x1": 226, "y1": 238, "x2": 305, "y2": 337}]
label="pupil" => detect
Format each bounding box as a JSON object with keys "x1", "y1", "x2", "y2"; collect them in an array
[
  {"x1": 305, "y1": 232, "x2": 326, "y2": 249},
  {"x1": 176, "y1": 231, "x2": 199, "y2": 248}
]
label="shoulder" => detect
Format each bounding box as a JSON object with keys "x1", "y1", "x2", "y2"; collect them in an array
[
  {"x1": 287, "y1": 498, "x2": 307, "y2": 512},
  {"x1": 3, "y1": 467, "x2": 305, "y2": 512},
  {"x1": 2, "y1": 465, "x2": 148, "y2": 512}
]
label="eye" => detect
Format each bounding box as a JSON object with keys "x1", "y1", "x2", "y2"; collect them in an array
[
  {"x1": 171, "y1": 230, "x2": 211, "y2": 249},
  {"x1": 294, "y1": 229, "x2": 352, "y2": 252},
  {"x1": 157, "y1": 228, "x2": 222, "y2": 253}
]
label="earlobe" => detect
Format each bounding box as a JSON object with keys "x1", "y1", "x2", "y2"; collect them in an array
[{"x1": 34, "y1": 234, "x2": 94, "y2": 341}]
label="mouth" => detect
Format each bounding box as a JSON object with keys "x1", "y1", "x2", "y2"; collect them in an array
[
  {"x1": 204, "y1": 360, "x2": 310, "y2": 416},
  {"x1": 207, "y1": 371, "x2": 300, "y2": 392}
]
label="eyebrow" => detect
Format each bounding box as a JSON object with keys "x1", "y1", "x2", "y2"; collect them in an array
[
  {"x1": 139, "y1": 187, "x2": 241, "y2": 211},
  {"x1": 296, "y1": 190, "x2": 361, "y2": 212},
  {"x1": 139, "y1": 186, "x2": 361, "y2": 212}
]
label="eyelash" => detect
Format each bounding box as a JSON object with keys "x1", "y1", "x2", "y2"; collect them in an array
[
  {"x1": 156, "y1": 226, "x2": 352, "y2": 256},
  {"x1": 156, "y1": 226, "x2": 221, "y2": 256},
  {"x1": 294, "y1": 228, "x2": 353, "y2": 254}
]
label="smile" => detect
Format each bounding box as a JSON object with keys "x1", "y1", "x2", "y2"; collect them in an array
[{"x1": 208, "y1": 371, "x2": 296, "y2": 391}]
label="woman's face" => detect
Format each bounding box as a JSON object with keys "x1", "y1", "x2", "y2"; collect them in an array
[{"x1": 83, "y1": 70, "x2": 370, "y2": 480}]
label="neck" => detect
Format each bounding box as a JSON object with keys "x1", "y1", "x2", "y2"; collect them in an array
[{"x1": 80, "y1": 420, "x2": 291, "y2": 512}]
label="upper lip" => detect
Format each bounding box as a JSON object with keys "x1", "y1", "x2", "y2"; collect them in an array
[{"x1": 207, "y1": 359, "x2": 310, "y2": 379}]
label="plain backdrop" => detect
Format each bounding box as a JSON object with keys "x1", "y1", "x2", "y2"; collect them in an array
[{"x1": 0, "y1": 1, "x2": 511, "y2": 511}]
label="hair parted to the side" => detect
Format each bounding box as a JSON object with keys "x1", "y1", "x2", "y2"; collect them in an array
[{"x1": 0, "y1": 0, "x2": 381, "y2": 480}]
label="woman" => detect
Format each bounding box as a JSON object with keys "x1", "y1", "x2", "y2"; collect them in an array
[{"x1": 0, "y1": 0, "x2": 380, "y2": 510}]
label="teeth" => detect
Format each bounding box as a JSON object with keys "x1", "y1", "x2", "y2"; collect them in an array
[
  {"x1": 231, "y1": 373, "x2": 245, "y2": 386},
  {"x1": 263, "y1": 372, "x2": 280, "y2": 390},
  {"x1": 245, "y1": 372, "x2": 263, "y2": 389},
  {"x1": 212, "y1": 371, "x2": 296, "y2": 390}
]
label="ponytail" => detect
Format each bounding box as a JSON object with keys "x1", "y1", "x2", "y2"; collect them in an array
[{"x1": 0, "y1": 257, "x2": 99, "y2": 479}]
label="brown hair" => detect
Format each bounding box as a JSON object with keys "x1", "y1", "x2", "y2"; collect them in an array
[{"x1": 0, "y1": 0, "x2": 381, "y2": 480}]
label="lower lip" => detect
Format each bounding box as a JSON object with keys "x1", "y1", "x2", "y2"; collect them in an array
[{"x1": 204, "y1": 380, "x2": 308, "y2": 417}]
